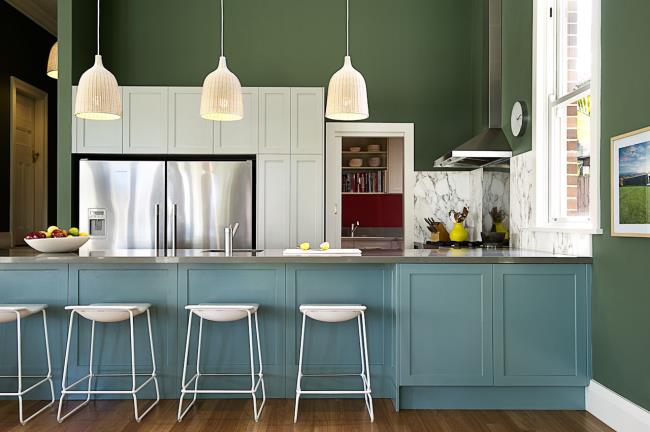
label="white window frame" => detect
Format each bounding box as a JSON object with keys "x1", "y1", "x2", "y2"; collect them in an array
[{"x1": 533, "y1": 0, "x2": 602, "y2": 233}]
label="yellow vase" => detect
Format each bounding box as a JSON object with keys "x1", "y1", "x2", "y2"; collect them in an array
[
  {"x1": 494, "y1": 222, "x2": 509, "y2": 240},
  {"x1": 449, "y1": 222, "x2": 468, "y2": 242}
]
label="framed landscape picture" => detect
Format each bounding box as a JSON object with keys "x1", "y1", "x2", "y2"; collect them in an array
[{"x1": 611, "y1": 126, "x2": 650, "y2": 237}]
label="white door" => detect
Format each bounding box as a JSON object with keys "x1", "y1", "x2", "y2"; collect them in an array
[
  {"x1": 258, "y1": 88, "x2": 290, "y2": 154},
  {"x1": 123, "y1": 86, "x2": 169, "y2": 154},
  {"x1": 215, "y1": 87, "x2": 259, "y2": 154},
  {"x1": 256, "y1": 154, "x2": 291, "y2": 248},
  {"x1": 291, "y1": 88, "x2": 324, "y2": 154},
  {"x1": 325, "y1": 135, "x2": 343, "y2": 247},
  {"x1": 72, "y1": 86, "x2": 123, "y2": 154},
  {"x1": 168, "y1": 87, "x2": 214, "y2": 154},
  {"x1": 290, "y1": 154, "x2": 324, "y2": 247},
  {"x1": 12, "y1": 91, "x2": 46, "y2": 244}
]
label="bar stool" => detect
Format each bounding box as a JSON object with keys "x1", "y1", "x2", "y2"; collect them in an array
[
  {"x1": 57, "y1": 303, "x2": 160, "y2": 423},
  {"x1": 294, "y1": 304, "x2": 373, "y2": 423},
  {"x1": 178, "y1": 304, "x2": 265, "y2": 422},
  {"x1": 0, "y1": 304, "x2": 54, "y2": 425}
]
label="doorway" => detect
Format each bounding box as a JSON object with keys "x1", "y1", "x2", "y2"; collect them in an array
[{"x1": 10, "y1": 77, "x2": 48, "y2": 246}]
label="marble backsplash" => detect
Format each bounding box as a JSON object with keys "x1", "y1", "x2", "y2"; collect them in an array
[{"x1": 413, "y1": 169, "x2": 510, "y2": 243}]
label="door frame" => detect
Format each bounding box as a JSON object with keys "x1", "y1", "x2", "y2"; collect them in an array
[
  {"x1": 9, "y1": 76, "x2": 49, "y2": 246},
  {"x1": 325, "y1": 122, "x2": 415, "y2": 248}
]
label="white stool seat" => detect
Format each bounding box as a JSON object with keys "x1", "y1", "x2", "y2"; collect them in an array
[
  {"x1": 186, "y1": 304, "x2": 259, "y2": 322},
  {"x1": 299, "y1": 304, "x2": 366, "y2": 323},
  {"x1": 65, "y1": 303, "x2": 151, "y2": 323},
  {"x1": 0, "y1": 304, "x2": 48, "y2": 324}
]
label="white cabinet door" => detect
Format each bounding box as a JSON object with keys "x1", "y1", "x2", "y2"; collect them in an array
[
  {"x1": 256, "y1": 154, "x2": 291, "y2": 249},
  {"x1": 258, "y1": 88, "x2": 290, "y2": 154},
  {"x1": 290, "y1": 154, "x2": 324, "y2": 246},
  {"x1": 291, "y1": 88, "x2": 324, "y2": 154},
  {"x1": 72, "y1": 86, "x2": 123, "y2": 154},
  {"x1": 215, "y1": 87, "x2": 258, "y2": 154},
  {"x1": 123, "y1": 86, "x2": 168, "y2": 154},
  {"x1": 168, "y1": 87, "x2": 214, "y2": 154}
]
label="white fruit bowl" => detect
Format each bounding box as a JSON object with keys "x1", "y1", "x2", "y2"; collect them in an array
[{"x1": 24, "y1": 236, "x2": 89, "y2": 253}]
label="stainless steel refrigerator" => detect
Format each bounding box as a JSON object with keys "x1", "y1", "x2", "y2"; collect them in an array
[{"x1": 78, "y1": 159, "x2": 253, "y2": 250}]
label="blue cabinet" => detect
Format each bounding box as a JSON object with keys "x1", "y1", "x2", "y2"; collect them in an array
[
  {"x1": 178, "y1": 264, "x2": 286, "y2": 397},
  {"x1": 493, "y1": 264, "x2": 589, "y2": 386},
  {"x1": 399, "y1": 265, "x2": 494, "y2": 386}
]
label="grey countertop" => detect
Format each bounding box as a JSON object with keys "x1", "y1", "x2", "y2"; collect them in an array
[{"x1": 0, "y1": 247, "x2": 593, "y2": 264}]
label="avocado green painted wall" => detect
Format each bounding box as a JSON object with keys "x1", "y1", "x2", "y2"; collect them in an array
[
  {"x1": 57, "y1": 0, "x2": 72, "y2": 227},
  {"x1": 592, "y1": 0, "x2": 650, "y2": 411},
  {"x1": 501, "y1": 0, "x2": 533, "y2": 155}
]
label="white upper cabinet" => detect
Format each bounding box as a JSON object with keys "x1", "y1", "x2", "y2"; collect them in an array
[
  {"x1": 72, "y1": 86, "x2": 123, "y2": 154},
  {"x1": 168, "y1": 87, "x2": 214, "y2": 154},
  {"x1": 123, "y1": 86, "x2": 169, "y2": 154},
  {"x1": 258, "y1": 88, "x2": 291, "y2": 154},
  {"x1": 291, "y1": 88, "x2": 324, "y2": 154},
  {"x1": 215, "y1": 87, "x2": 259, "y2": 154},
  {"x1": 256, "y1": 154, "x2": 291, "y2": 249},
  {"x1": 290, "y1": 154, "x2": 324, "y2": 246}
]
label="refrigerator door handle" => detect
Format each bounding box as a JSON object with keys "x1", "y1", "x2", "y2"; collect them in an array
[
  {"x1": 171, "y1": 203, "x2": 178, "y2": 251},
  {"x1": 154, "y1": 204, "x2": 160, "y2": 250}
]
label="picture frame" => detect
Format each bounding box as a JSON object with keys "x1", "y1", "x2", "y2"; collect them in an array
[{"x1": 611, "y1": 126, "x2": 650, "y2": 237}]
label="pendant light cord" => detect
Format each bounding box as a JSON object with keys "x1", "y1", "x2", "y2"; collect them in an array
[
  {"x1": 220, "y1": 0, "x2": 224, "y2": 57},
  {"x1": 96, "y1": 0, "x2": 101, "y2": 55},
  {"x1": 346, "y1": 0, "x2": 349, "y2": 55}
]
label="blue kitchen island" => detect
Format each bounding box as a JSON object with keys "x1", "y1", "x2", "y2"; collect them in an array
[{"x1": 0, "y1": 249, "x2": 591, "y2": 410}]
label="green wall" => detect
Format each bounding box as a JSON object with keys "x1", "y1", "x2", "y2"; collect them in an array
[
  {"x1": 501, "y1": 0, "x2": 532, "y2": 155},
  {"x1": 592, "y1": 0, "x2": 650, "y2": 411}
]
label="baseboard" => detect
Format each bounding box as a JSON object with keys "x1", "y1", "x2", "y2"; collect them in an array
[
  {"x1": 0, "y1": 232, "x2": 10, "y2": 248},
  {"x1": 586, "y1": 380, "x2": 650, "y2": 432}
]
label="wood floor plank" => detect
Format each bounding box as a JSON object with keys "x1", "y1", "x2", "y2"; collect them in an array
[{"x1": 0, "y1": 399, "x2": 614, "y2": 432}]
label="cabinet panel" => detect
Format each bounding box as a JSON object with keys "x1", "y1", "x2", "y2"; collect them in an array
[
  {"x1": 290, "y1": 154, "x2": 324, "y2": 246},
  {"x1": 72, "y1": 86, "x2": 123, "y2": 154},
  {"x1": 215, "y1": 87, "x2": 258, "y2": 154},
  {"x1": 399, "y1": 265, "x2": 493, "y2": 386},
  {"x1": 168, "y1": 87, "x2": 214, "y2": 154},
  {"x1": 493, "y1": 264, "x2": 589, "y2": 386},
  {"x1": 123, "y1": 86, "x2": 168, "y2": 154},
  {"x1": 259, "y1": 88, "x2": 290, "y2": 154},
  {"x1": 257, "y1": 154, "x2": 291, "y2": 249},
  {"x1": 291, "y1": 88, "x2": 324, "y2": 154}
]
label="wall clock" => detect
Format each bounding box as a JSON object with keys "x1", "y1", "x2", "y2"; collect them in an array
[{"x1": 510, "y1": 100, "x2": 528, "y2": 137}]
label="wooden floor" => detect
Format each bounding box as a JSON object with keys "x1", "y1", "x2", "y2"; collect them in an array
[{"x1": 0, "y1": 399, "x2": 613, "y2": 432}]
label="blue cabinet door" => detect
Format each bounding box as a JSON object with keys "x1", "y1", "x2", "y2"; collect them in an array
[
  {"x1": 178, "y1": 264, "x2": 286, "y2": 397},
  {"x1": 493, "y1": 264, "x2": 589, "y2": 386},
  {"x1": 286, "y1": 265, "x2": 392, "y2": 398},
  {"x1": 68, "y1": 264, "x2": 178, "y2": 398},
  {"x1": 399, "y1": 264, "x2": 493, "y2": 386},
  {"x1": 0, "y1": 264, "x2": 68, "y2": 398}
]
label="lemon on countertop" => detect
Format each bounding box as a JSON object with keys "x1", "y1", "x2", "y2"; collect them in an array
[
  {"x1": 299, "y1": 242, "x2": 310, "y2": 251},
  {"x1": 320, "y1": 242, "x2": 330, "y2": 251}
]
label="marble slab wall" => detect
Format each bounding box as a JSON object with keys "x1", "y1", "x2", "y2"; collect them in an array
[
  {"x1": 413, "y1": 169, "x2": 510, "y2": 243},
  {"x1": 509, "y1": 152, "x2": 592, "y2": 256}
]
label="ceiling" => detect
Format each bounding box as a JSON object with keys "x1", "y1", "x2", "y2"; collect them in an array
[{"x1": 5, "y1": 0, "x2": 57, "y2": 35}]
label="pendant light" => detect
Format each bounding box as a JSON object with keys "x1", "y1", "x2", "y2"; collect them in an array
[
  {"x1": 75, "y1": 0, "x2": 121, "y2": 120},
  {"x1": 325, "y1": 0, "x2": 369, "y2": 121},
  {"x1": 46, "y1": 41, "x2": 58, "y2": 79},
  {"x1": 200, "y1": 0, "x2": 243, "y2": 121}
]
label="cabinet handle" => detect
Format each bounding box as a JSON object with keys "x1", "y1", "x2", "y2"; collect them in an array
[
  {"x1": 154, "y1": 204, "x2": 160, "y2": 250},
  {"x1": 171, "y1": 204, "x2": 177, "y2": 251},
  {"x1": 333, "y1": 204, "x2": 338, "y2": 215}
]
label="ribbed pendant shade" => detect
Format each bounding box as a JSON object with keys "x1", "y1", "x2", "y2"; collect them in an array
[
  {"x1": 46, "y1": 41, "x2": 58, "y2": 79},
  {"x1": 75, "y1": 55, "x2": 122, "y2": 120},
  {"x1": 325, "y1": 55, "x2": 369, "y2": 121},
  {"x1": 200, "y1": 56, "x2": 244, "y2": 121}
]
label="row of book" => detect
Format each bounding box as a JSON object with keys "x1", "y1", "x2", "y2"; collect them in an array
[{"x1": 342, "y1": 171, "x2": 387, "y2": 193}]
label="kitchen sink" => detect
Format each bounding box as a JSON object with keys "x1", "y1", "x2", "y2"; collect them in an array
[{"x1": 202, "y1": 249, "x2": 264, "y2": 253}]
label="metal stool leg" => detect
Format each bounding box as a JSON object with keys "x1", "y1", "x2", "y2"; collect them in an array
[
  {"x1": 254, "y1": 311, "x2": 266, "y2": 418},
  {"x1": 58, "y1": 311, "x2": 91, "y2": 423},
  {"x1": 360, "y1": 311, "x2": 374, "y2": 421},
  {"x1": 178, "y1": 310, "x2": 196, "y2": 421},
  {"x1": 131, "y1": 310, "x2": 160, "y2": 422},
  {"x1": 247, "y1": 311, "x2": 265, "y2": 422},
  {"x1": 294, "y1": 312, "x2": 307, "y2": 423}
]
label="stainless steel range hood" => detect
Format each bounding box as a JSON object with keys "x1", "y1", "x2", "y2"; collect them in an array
[{"x1": 434, "y1": 0, "x2": 512, "y2": 169}]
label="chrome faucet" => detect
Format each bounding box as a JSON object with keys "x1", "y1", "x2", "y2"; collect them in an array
[
  {"x1": 351, "y1": 221, "x2": 360, "y2": 238},
  {"x1": 224, "y1": 222, "x2": 240, "y2": 256}
]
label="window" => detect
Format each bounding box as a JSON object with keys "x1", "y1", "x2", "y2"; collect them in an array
[{"x1": 534, "y1": 0, "x2": 600, "y2": 230}]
